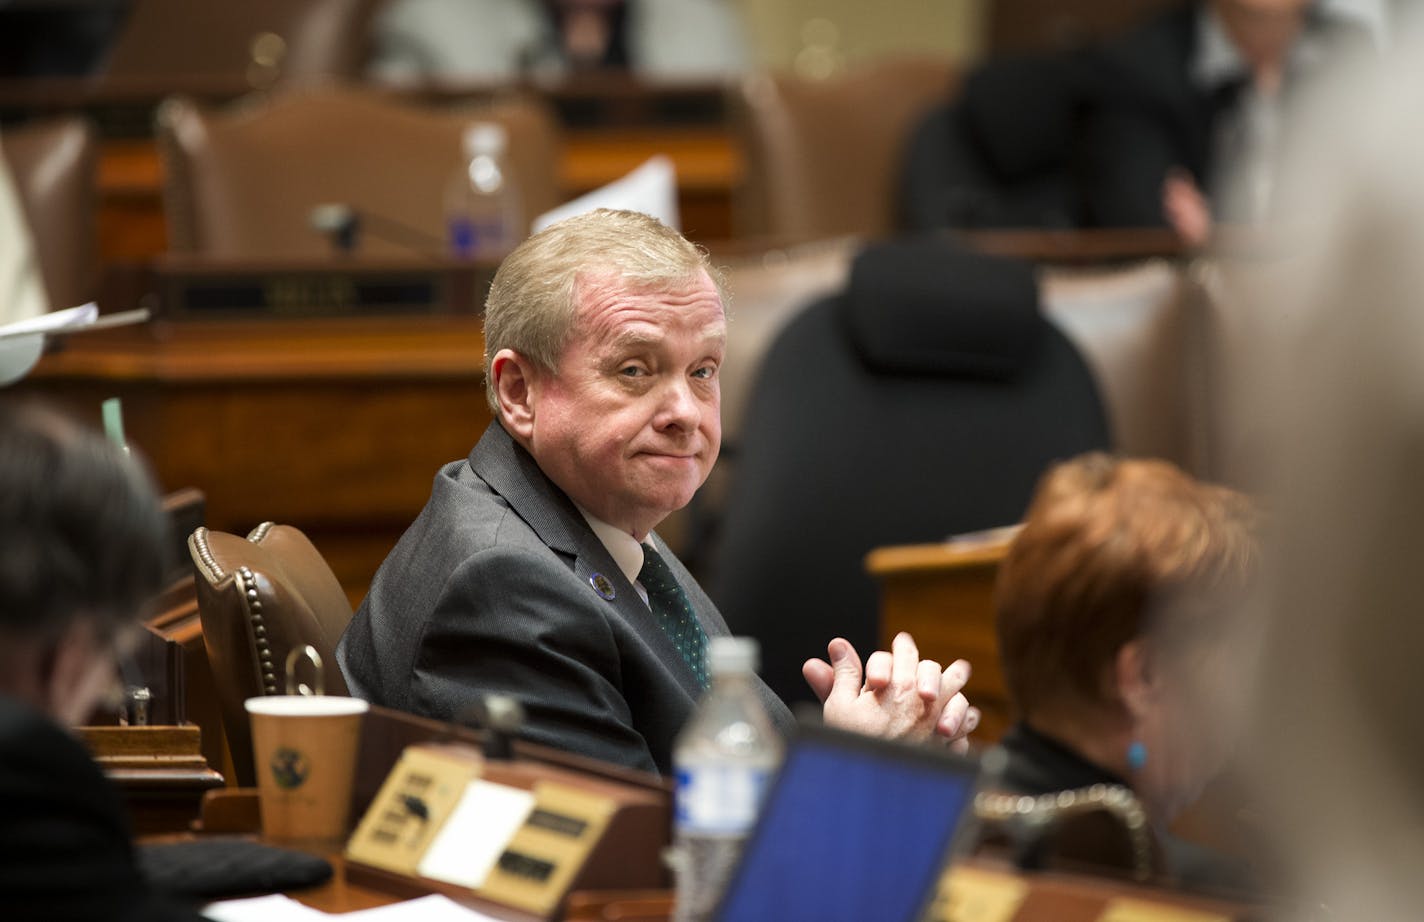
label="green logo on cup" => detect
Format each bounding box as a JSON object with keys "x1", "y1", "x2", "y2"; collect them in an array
[{"x1": 269, "y1": 746, "x2": 310, "y2": 790}]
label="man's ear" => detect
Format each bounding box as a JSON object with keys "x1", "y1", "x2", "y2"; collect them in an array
[
  {"x1": 491, "y1": 348, "x2": 538, "y2": 441},
  {"x1": 1115, "y1": 638, "x2": 1157, "y2": 721}
]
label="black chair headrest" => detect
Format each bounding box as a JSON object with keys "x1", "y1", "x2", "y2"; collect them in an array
[{"x1": 839, "y1": 236, "x2": 1040, "y2": 380}]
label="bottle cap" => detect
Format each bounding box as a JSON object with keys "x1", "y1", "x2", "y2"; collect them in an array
[
  {"x1": 708, "y1": 636, "x2": 759, "y2": 676},
  {"x1": 463, "y1": 122, "x2": 508, "y2": 158}
]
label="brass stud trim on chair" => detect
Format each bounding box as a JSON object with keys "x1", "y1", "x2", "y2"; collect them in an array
[
  {"x1": 236, "y1": 565, "x2": 279, "y2": 695},
  {"x1": 974, "y1": 783, "x2": 1154, "y2": 881},
  {"x1": 189, "y1": 526, "x2": 227, "y2": 582},
  {"x1": 247, "y1": 521, "x2": 276, "y2": 543}
]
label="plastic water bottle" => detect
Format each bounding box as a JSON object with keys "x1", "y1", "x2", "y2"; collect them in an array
[
  {"x1": 445, "y1": 121, "x2": 521, "y2": 260},
  {"x1": 672, "y1": 637, "x2": 783, "y2": 922}
]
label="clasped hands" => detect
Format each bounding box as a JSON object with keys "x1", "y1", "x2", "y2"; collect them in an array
[{"x1": 802, "y1": 632, "x2": 979, "y2": 753}]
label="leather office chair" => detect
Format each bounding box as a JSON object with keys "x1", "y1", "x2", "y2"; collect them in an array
[
  {"x1": 975, "y1": 784, "x2": 1162, "y2": 883},
  {"x1": 708, "y1": 237, "x2": 1109, "y2": 706},
  {"x1": 158, "y1": 85, "x2": 561, "y2": 258},
  {"x1": 188, "y1": 522, "x2": 354, "y2": 787},
  {"x1": 103, "y1": 0, "x2": 384, "y2": 87},
  {"x1": 897, "y1": 50, "x2": 1098, "y2": 232},
  {"x1": 0, "y1": 115, "x2": 98, "y2": 310},
  {"x1": 732, "y1": 57, "x2": 958, "y2": 241}
]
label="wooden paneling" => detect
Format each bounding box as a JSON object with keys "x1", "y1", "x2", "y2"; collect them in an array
[
  {"x1": 94, "y1": 128, "x2": 740, "y2": 265},
  {"x1": 18, "y1": 315, "x2": 491, "y2": 605}
]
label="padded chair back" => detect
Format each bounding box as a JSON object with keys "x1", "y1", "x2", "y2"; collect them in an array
[
  {"x1": 188, "y1": 522, "x2": 354, "y2": 786},
  {"x1": 158, "y1": 85, "x2": 562, "y2": 258},
  {"x1": 734, "y1": 58, "x2": 958, "y2": 240},
  {"x1": 103, "y1": 0, "x2": 383, "y2": 85},
  {"x1": 0, "y1": 115, "x2": 98, "y2": 310},
  {"x1": 709, "y1": 237, "x2": 1109, "y2": 705}
]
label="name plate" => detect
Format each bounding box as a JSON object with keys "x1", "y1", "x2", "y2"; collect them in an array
[
  {"x1": 477, "y1": 781, "x2": 617, "y2": 917},
  {"x1": 157, "y1": 260, "x2": 494, "y2": 320},
  {"x1": 346, "y1": 745, "x2": 480, "y2": 876}
]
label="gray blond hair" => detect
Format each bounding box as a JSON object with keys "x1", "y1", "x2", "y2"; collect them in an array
[{"x1": 482, "y1": 209, "x2": 725, "y2": 414}]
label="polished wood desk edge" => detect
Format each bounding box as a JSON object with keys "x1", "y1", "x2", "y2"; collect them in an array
[
  {"x1": 29, "y1": 317, "x2": 488, "y2": 382},
  {"x1": 866, "y1": 539, "x2": 1012, "y2": 575},
  {"x1": 81, "y1": 723, "x2": 204, "y2": 756}
]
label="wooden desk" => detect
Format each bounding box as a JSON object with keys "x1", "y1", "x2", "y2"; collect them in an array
[
  {"x1": 560, "y1": 859, "x2": 1265, "y2": 922},
  {"x1": 17, "y1": 313, "x2": 491, "y2": 605},
  {"x1": 867, "y1": 528, "x2": 1018, "y2": 745},
  {"x1": 81, "y1": 724, "x2": 225, "y2": 837}
]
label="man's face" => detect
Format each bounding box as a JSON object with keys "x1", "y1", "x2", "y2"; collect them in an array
[
  {"x1": 524, "y1": 270, "x2": 725, "y2": 539},
  {"x1": 1212, "y1": 0, "x2": 1309, "y2": 76}
]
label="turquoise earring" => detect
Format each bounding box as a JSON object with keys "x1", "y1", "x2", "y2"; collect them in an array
[{"x1": 1127, "y1": 740, "x2": 1148, "y2": 772}]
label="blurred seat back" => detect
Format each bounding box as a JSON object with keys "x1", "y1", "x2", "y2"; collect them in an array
[
  {"x1": 189, "y1": 522, "x2": 354, "y2": 786},
  {"x1": 158, "y1": 84, "x2": 561, "y2": 258},
  {"x1": 709, "y1": 238, "x2": 1110, "y2": 705},
  {"x1": 103, "y1": 0, "x2": 383, "y2": 86},
  {"x1": 733, "y1": 58, "x2": 957, "y2": 240},
  {"x1": 1041, "y1": 259, "x2": 1203, "y2": 473},
  {"x1": 0, "y1": 115, "x2": 98, "y2": 310}
]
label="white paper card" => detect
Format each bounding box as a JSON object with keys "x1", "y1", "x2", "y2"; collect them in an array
[
  {"x1": 337, "y1": 893, "x2": 508, "y2": 921},
  {"x1": 417, "y1": 779, "x2": 537, "y2": 889},
  {"x1": 202, "y1": 893, "x2": 329, "y2": 922},
  {"x1": 0, "y1": 302, "x2": 98, "y2": 339},
  {"x1": 532, "y1": 155, "x2": 679, "y2": 233}
]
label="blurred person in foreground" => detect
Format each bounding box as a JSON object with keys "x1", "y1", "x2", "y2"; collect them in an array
[
  {"x1": 1228, "y1": 18, "x2": 1424, "y2": 918},
  {"x1": 0, "y1": 401, "x2": 206, "y2": 921},
  {"x1": 993, "y1": 453, "x2": 1260, "y2": 895},
  {"x1": 339, "y1": 209, "x2": 978, "y2": 776}
]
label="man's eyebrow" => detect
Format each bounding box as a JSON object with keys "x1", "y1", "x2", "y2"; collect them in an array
[{"x1": 609, "y1": 329, "x2": 661, "y2": 349}]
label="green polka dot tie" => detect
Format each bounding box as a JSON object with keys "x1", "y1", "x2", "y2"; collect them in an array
[{"x1": 639, "y1": 543, "x2": 709, "y2": 690}]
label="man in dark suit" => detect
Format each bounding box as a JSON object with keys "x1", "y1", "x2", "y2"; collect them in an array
[
  {"x1": 338, "y1": 208, "x2": 979, "y2": 774},
  {"x1": 0, "y1": 400, "x2": 207, "y2": 920},
  {"x1": 1085, "y1": 0, "x2": 1370, "y2": 244}
]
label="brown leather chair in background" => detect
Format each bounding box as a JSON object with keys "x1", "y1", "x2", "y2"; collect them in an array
[
  {"x1": 732, "y1": 57, "x2": 958, "y2": 241},
  {"x1": 0, "y1": 115, "x2": 98, "y2": 310},
  {"x1": 188, "y1": 522, "x2": 355, "y2": 787},
  {"x1": 102, "y1": 0, "x2": 384, "y2": 88},
  {"x1": 157, "y1": 84, "x2": 562, "y2": 259}
]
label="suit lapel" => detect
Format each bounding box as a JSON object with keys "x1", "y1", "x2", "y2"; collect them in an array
[{"x1": 470, "y1": 423, "x2": 708, "y2": 699}]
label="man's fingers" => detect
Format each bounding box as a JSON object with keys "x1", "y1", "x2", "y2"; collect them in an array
[
  {"x1": 824, "y1": 638, "x2": 865, "y2": 702},
  {"x1": 865, "y1": 650, "x2": 893, "y2": 690},
  {"x1": 802, "y1": 658, "x2": 834, "y2": 704},
  {"x1": 916, "y1": 659, "x2": 942, "y2": 702},
  {"x1": 890, "y1": 632, "x2": 919, "y2": 692},
  {"x1": 940, "y1": 658, "x2": 972, "y2": 697},
  {"x1": 936, "y1": 692, "x2": 970, "y2": 739}
]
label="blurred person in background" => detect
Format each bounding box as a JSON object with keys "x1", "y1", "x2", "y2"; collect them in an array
[
  {"x1": 369, "y1": 0, "x2": 748, "y2": 82},
  {"x1": 0, "y1": 401, "x2": 206, "y2": 921},
  {"x1": 1086, "y1": 0, "x2": 1373, "y2": 246},
  {"x1": 993, "y1": 452, "x2": 1260, "y2": 896}
]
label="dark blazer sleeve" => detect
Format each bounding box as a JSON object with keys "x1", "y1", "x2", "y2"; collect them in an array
[
  {"x1": 0, "y1": 698, "x2": 211, "y2": 922},
  {"x1": 410, "y1": 544, "x2": 661, "y2": 774},
  {"x1": 1082, "y1": 6, "x2": 1207, "y2": 229}
]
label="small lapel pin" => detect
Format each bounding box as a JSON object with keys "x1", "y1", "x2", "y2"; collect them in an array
[{"x1": 589, "y1": 573, "x2": 616, "y2": 600}]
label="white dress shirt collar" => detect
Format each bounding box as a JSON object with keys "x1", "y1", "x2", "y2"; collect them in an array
[{"x1": 577, "y1": 507, "x2": 650, "y2": 604}]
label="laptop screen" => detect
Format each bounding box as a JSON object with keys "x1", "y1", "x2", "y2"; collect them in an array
[{"x1": 713, "y1": 722, "x2": 982, "y2": 922}]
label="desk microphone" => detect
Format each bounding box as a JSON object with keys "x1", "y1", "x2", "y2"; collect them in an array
[{"x1": 309, "y1": 203, "x2": 449, "y2": 258}]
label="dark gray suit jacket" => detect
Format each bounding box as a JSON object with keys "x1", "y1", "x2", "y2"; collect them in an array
[{"x1": 337, "y1": 422, "x2": 793, "y2": 775}]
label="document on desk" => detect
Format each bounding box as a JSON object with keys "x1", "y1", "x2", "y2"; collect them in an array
[
  {"x1": 204, "y1": 892, "x2": 506, "y2": 921},
  {"x1": 202, "y1": 894, "x2": 328, "y2": 922}
]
